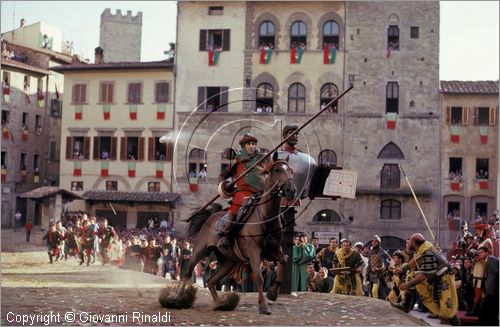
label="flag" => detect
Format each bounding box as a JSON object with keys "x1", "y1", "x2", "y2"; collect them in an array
[
  {"x1": 37, "y1": 92, "x2": 45, "y2": 108},
  {"x1": 2, "y1": 127, "x2": 9, "y2": 139},
  {"x1": 75, "y1": 105, "x2": 83, "y2": 120},
  {"x1": 450, "y1": 126, "x2": 460, "y2": 143},
  {"x1": 265, "y1": 48, "x2": 272, "y2": 64},
  {"x1": 260, "y1": 48, "x2": 266, "y2": 64},
  {"x1": 479, "y1": 180, "x2": 488, "y2": 190},
  {"x1": 155, "y1": 162, "x2": 164, "y2": 178},
  {"x1": 208, "y1": 49, "x2": 215, "y2": 65},
  {"x1": 101, "y1": 161, "x2": 109, "y2": 177},
  {"x1": 323, "y1": 46, "x2": 329, "y2": 64},
  {"x1": 129, "y1": 104, "x2": 137, "y2": 120},
  {"x1": 157, "y1": 104, "x2": 166, "y2": 120},
  {"x1": 128, "y1": 161, "x2": 136, "y2": 177},
  {"x1": 296, "y1": 46, "x2": 304, "y2": 64},
  {"x1": 22, "y1": 129, "x2": 29, "y2": 142},
  {"x1": 2, "y1": 86, "x2": 10, "y2": 103},
  {"x1": 329, "y1": 46, "x2": 336, "y2": 64},
  {"x1": 450, "y1": 181, "x2": 460, "y2": 191},
  {"x1": 55, "y1": 83, "x2": 60, "y2": 99},
  {"x1": 1, "y1": 167, "x2": 6, "y2": 182},
  {"x1": 479, "y1": 126, "x2": 488, "y2": 144},
  {"x1": 290, "y1": 46, "x2": 297, "y2": 64},
  {"x1": 73, "y1": 161, "x2": 82, "y2": 176},
  {"x1": 103, "y1": 104, "x2": 111, "y2": 120},
  {"x1": 189, "y1": 177, "x2": 198, "y2": 192},
  {"x1": 386, "y1": 112, "x2": 397, "y2": 129}
]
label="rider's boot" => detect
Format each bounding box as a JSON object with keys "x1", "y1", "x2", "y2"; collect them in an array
[{"x1": 217, "y1": 213, "x2": 236, "y2": 249}]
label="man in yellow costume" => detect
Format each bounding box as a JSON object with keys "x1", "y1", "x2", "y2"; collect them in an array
[
  {"x1": 331, "y1": 239, "x2": 364, "y2": 296},
  {"x1": 396, "y1": 233, "x2": 461, "y2": 326}
]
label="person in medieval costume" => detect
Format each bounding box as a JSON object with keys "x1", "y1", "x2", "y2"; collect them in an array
[
  {"x1": 80, "y1": 219, "x2": 95, "y2": 266},
  {"x1": 217, "y1": 132, "x2": 269, "y2": 249},
  {"x1": 98, "y1": 218, "x2": 117, "y2": 265},
  {"x1": 292, "y1": 233, "x2": 316, "y2": 292},
  {"x1": 331, "y1": 239, "x2": 364, "y2": 296},
  {"x1": 368, "y1": 235, "x2": 391, "y2": 299},
  {"x1": 387, "y1": 250, "x2": 408, "y2": 305},
  {"x1": 64, "y1": 225, "x2": 80, "y2": 260},
  {"x1": 179, "y1": 240, "x2": 196, "y2": 283},
  {"x1": 143, "y1": 238, "x2": 162, "y2": 275},
  {"x1": 43, "y1": 223, "x2": 62, "y2": 264},
  {"x1": 469, "y1": 223, "x2": 493, "y2": 316},
  {"x1": 395, "y1": 233, "x2": 461, "y2": 326}
]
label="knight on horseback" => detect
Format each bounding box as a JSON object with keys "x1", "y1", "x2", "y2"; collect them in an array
[{"x1": 217, "y1": 132, "x2": 269, "y2": 249}]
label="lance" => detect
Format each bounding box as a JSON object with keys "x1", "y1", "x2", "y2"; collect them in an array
[
  {"x1": 186, "y1": 85, "x2": 354, "y2": 221},
  {"x1": 399, "y1": 163, "x2": 437, "y2": 244}
]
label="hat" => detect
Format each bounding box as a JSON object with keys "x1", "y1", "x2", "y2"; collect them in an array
[
  {"x1": 373, "y1": 235, "x2": 381, "y2": 242},
  {"x1": 239, "y1": 133, "x2": 258, "y2": 146},
  {"x1": 354, "y1": 241, "x2": 364, "y2": 248},
  {"x1": 282, "y1": 124, "x2": 298, "y2": 137}
]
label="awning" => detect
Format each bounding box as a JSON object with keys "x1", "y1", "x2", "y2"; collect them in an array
[
  {"x1": 83, "y1": 190, "x2": 180, "y2": 204},
  {"x1": 20, "y1": 186, "x2": 83, "y2": 200}
]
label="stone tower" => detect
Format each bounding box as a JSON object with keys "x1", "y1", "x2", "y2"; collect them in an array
[{"x1": 99, "y1": 8, "x2": 142, "y2": 62}]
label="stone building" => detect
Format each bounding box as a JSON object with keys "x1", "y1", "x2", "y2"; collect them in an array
[
  {"x1": 99, "y1": 8, "x2": 142, "y2": 62},
  {"x1": 1, "y1": 21, "x2": 70, "y2": 227},
  {"x1": 440, "y1": 80, "x2": 498, "y2": 246},
  {"x1": 173, "y1": 1, "x2": 441, "y2": 250},
  {"x1": 51, "y1": 52, "x2": 178, "y2": 229}
]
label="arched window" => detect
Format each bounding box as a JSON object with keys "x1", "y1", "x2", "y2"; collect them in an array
[
  {"x1": 313, "y1": 209, "x2": 342, "y2": 222},
  {"x1": 318, "y1": 150, "x2": 337, "y2": 168},
  {"x1": 320, "y1": 83, "x2": 339, "y2": 113},
  {"x1": 288, "y1": 83, "x2": 305, "y2": 113},
  {"x1": 377, "y1": 142, "x2": 404, "y2": 159},
  {"x1": 388, "y1": 25, "x2": 399, "y2": 51},
  {"x1": 290, "y1": 21, "x2": 307, "y2": 48},
  {"x1": 380, "y1": 199, "x2": 401, "y2": 220},
  {"x1": 381, "y1": 164, "x2": 400, "y2": 189},
  {"x1": 259, "y1": 21, "x2": 275, "y2": 48},
  {"x1": 189, "y1": 148, "x2": 207, "y2": 178},
  {"x1": 255, "y1": 83, "x2": 274, "y2": 113},
  {"x1": 323, "y1": 20, "x2": 339, "y2": 49}
]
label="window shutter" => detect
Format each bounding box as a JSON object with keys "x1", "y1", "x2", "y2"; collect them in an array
[
  {"x1": 473, "y1": 107, "x2": 478, "y2": 125},
  {"x1": 199, "y1": 29, "x2": 207, "y2": 51},
  {"x1": 128, "y1": 84, "x2": 134, "y2": 103},
  {"x1": 111, "y1": 137, "x2": 117, "y2": 160},
  {"x1": 66, "y1": 136, "x2": 73, "y2": 159},
  {"x1": 72, "y1": 85, "x2": 77, "y2": 103},
  {"x1": 445, "y1": 106, "x2": 451, "y2": 125},
  {"x1": 148, "y1": 137, "x2": 154, "y2": 161},
  {"x1": 138, "y1": 83, "x2": 142, "y2": 103},
  {"x1": 490, "y1": 107, "x2": 497, "y2": 126},
  {"x1": 108, "y1": 84, "x2": 114, "y2": 103},
  {"x1": 462, "y1": 107, "x2": 469, "y2": 125},
  {"x1": 197, "y1": 87, "x2": 206, "y2": 111},
  {"x1": 83, "y1": 137, "x2": 90, "y2": 159},
  {"x1": 93, "y1": 137, "x2": 100, "y2": 160},
  {"x1": 81, "y1": 84, "x2": 86, "y2": 103},
  {"x1": 99, "y1": 83, "x2": 104, "y2": 103},
  {"x1": 138, "y1": 137, "x2": 145, "y2": 161},
  {"x1": 120, "y1": 137, "x2": 126, "y2": 160},
  {"x1": 166, "y1": 142, "x2": 174, "y2": 162},
  {"x1": 220, "y1": 86, "x2": 229, "y2": 112},
  {"x1": 223, "y1": 29, "x2": 230, "y2": 51},
  {"x1": 165, "y1": 83, "x2": 169, "y2": 102}
]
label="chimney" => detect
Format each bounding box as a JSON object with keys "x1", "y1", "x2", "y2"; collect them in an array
[
  {"x1": 71, "y1": 54, "x2": 81, "y2": 64},
  {"x1": 94, "y1": 47, "x2": 104, "y2": 64}
]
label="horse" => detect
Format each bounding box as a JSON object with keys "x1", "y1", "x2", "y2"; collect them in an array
[{"x1": 175, "y1": 159, "x2": 296, "y2": 314}]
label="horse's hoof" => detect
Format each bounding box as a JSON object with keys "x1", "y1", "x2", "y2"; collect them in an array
[
  {"x1": 259, "y1": 304, "x2": 272, "y2": 315},
  {"x1": 266, "y1": 291, "x2": 277, "y2": 302}
]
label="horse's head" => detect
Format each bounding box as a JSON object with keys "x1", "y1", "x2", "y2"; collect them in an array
[{"x1": 263, "y1": 159, "x2": 296, "y2": 200}]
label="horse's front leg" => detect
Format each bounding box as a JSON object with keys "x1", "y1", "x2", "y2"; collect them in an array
[
  {"x1": 206, "y1": 260, "x2": 236, "y2": 307},
  {"x1": 178, "y1": 245, "x2": 207, "y2": 296},
  {"x1": 267, "y1": 247, "x2": 287, "y2": 301},
  {"x1": 249, "y1": 254, "x2": 271, "y2": 314}
]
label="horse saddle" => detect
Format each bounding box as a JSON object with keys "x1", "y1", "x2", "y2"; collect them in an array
[{"x1": 215, "y1": 194, "x2": 259, "y2": 234}]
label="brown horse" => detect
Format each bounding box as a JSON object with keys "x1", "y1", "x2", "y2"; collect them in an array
[{"x1": 178, "y1": 159, "x2": 296, "y2": 314}]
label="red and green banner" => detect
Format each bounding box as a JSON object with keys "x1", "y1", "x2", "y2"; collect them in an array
[
  {"x1": 100, "y1": 161, "x2": 109, "y2": 177},
  {"x1": 208, "y1": 49, "x2": 221, "y2": 66},
  {"x1": 155, "y1": 162, "x2": 164, "y2": 178},
  {"x1": 157, "y1": 104, "x2": 166, "y2": 120},
  {"x1": 323, "y1": 45, "x2": 336, "y2": 64},
  {"x1": 189, "y1": 177, "x2": 198, "y2": 192},
  {"x1": 291, "y1": 46, "x2": 304, "y2": 64},
  {"x1": 75, "y1": 105, "x2": 83, "y2": 120},
  {"x1": 22, "y1": 129, "x2": 29, "y2": 142},
  {"x1": 2, "y1": 127, "x2": 9, "y2": 139},
  {"x1": 3, "y1": 86, "x2": 10, "y2": 103},
  {"x1": 37, "y1": 92, "x2": 45, "y2": 108},
  {"x1": 450, "y1": 181, "x2": 460, "y2": 191},
  {"x1": 129, "y1": 104, "x2": 137, "y2": 120},
  {"x1": 103, "y1": 105, "x2": 111, "y2": 120},
  {"x1": 73, "y1": 161, "x2": 82, "y2": 176},
  {"x1": 128, "y1": 161, "x2": 136, "y2": 177},
  {"x1": 386, "y1": 112, "x2": 397, "y2": 129},
  {"x1": 478, "y1": 180, "x2": 488, "y2": 190},
  {"x1": 1, "y1": 167, "x2": 6, "y2": 182},
  {"x1": 479, "y1": 126, "x2": 488, "y2": 144},
  {"x1": 260, "y1": 47, "x2": 272, "y2": 64},
  {"x1": 450, "y1": 126, "x2": 460, "y2": 143}
]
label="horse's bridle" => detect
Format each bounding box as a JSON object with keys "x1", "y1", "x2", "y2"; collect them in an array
[{"x1": 266, "y1": 160, "x2": 294, "y2": 198}]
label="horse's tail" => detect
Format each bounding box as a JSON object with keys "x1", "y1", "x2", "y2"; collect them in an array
[{"x1": 185, "y1": 203, "x2": 223, "y2": 239}]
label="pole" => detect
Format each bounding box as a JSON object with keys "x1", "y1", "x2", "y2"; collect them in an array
[
  {"x1": 399, "y1": 164, "x2": 436, "y2": 243},
  {"x1": 186, "y1": 85, "x2": 354, "y2": 220}
]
